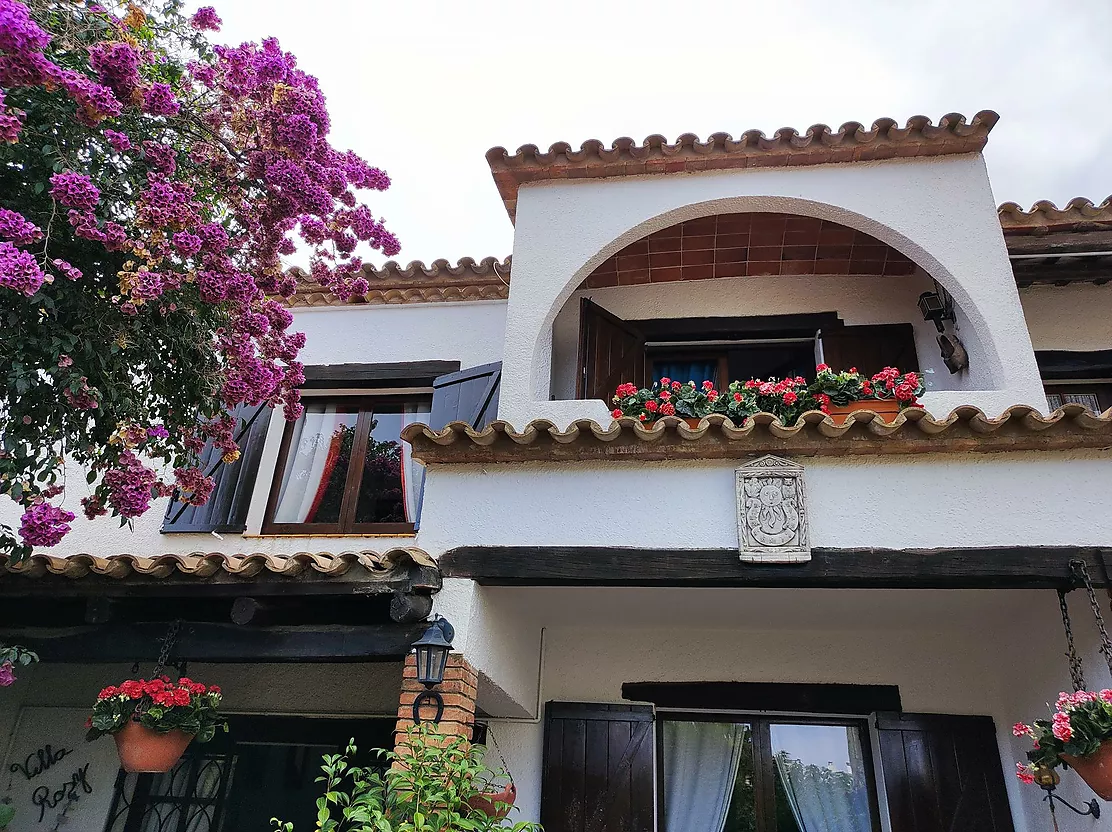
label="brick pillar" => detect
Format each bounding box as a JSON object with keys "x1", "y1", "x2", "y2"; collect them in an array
[{"x1": 396, "y1": 653, "x2": 478, "y2": 745}]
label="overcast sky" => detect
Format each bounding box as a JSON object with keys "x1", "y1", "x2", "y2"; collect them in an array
[{"x1": 208, "y1": 0, "x2": 1112, "y2": 267}]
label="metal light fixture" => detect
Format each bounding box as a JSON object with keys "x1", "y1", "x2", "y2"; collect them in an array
[
  {"x1": 918, "y1": 290, "x2": 952, "y2": 333},
  {"x1": 411, "y1": 615, "x2": 454, "y2": 724}
]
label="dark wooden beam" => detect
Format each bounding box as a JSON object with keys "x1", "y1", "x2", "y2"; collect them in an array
[
  {"x1": 0, "y1": 621, "x2": 426, "y2": 663},
  {"x1": 439, "y1": 546, "x2": 1112, "y2": 589},
  {"x1": 389, "y1": 591, "x2": 433, "y2": 624},
  {"x1": 302, "y1": 360, "x2": 460, "y2": 389},
  {"x1": 1006, "y1": 230, "x2": 1112, "y2": 255}
]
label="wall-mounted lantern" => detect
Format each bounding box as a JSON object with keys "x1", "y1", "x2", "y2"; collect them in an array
[
  {"x1": 411, "y1": 615, "x2": 454, "y2": 724},
  {"x1": 918, "y1": 289, "x2": 955, "y2": 333}
]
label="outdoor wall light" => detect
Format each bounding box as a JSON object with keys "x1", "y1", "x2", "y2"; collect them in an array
[
  {"x1": 917, "y1": 289, "x2": 955, "y2": 333},
  {"x1": 411, "y1": 614, "x2": 454, "y2": 724}
]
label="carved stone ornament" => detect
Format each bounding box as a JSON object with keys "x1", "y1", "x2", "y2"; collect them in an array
[{"x1": 735, "y1": 455, "x2": 810, "y2": 563}]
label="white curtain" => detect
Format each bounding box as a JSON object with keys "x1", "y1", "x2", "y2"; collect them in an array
[
  {"x1": 771, "y1": 726, "x2": 872, "y2": 832},
  {"x1": 400, "y1": 404, "x2": 429, "y2": 525},
  {"x1": 273, "y1": 404, "x2": 342, "y2": 523},
  {"x1": 663, "y1": 721, "x2": 747, "y2": 832}
]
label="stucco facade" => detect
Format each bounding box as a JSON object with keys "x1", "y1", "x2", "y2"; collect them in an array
[{"x1": 4, "y1": 113, "x2": 1112, "y2": 832}]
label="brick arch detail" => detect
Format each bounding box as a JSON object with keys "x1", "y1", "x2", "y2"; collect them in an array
[{"x1": 582, "y1": 212, "x2": 917, "y2": 289}]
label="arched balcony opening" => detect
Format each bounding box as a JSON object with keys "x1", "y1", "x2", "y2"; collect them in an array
[{"x1": 549, "y1": 211, "x2": 965, "y2": 405}]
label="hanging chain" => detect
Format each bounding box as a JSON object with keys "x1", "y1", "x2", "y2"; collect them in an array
[
  {"x1": 484, "y1": 726, "x2": 514, "y2": 788},
  {"x1": 1057, "y1": 589, "x2": 1085, "y2": 693},
  {"x1": 1070, "y1": 559, "x2": 1112, "y2": 680},
  {"x1": 152, "y1": 619, "x2": 182, "y2": 679}
]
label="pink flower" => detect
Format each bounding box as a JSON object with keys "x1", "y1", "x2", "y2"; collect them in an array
[
  {"x1": 1012, "y1": 722, "x2": 1032, "y2": 737},
  {"x1": 1015, "y1": 763, "x2": 1035, "y2": 785},
  {"x1": 190, "y1": 6, "x2": 222, "y2": 30},
  {"x1": 816, "y1": 363, "x2": 830, "y2": 372},
  {"x1": 1100, "y1": 689, "x2": 1112, "y2": 703},
  {"x1": 1052, "y1": 711, "x2": 1072, "y2": 742},
  {"x1": 0, "y1": 661, "x2": 14, "y2": 687}
]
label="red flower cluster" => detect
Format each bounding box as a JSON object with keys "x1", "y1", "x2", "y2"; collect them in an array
[{"x1": 97, "y1": 675, "x2": 213, "y2": 705}]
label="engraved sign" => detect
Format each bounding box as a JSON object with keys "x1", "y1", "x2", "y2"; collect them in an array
[{"x1": 735, "y1": 455, "x2": 810, "y2": 563}]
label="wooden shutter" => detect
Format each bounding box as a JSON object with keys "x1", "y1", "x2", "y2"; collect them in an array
[
  {"x1": 541, "y1": 702, "x2": 655, "y2": 832},
  {"x1": 162, "y1": 403, "x2": 271, "y2": 534},
  {"x1": 429, "y1": 362, "x2": 502, "y2": 430},
  {"x1": 875, "y1": 713, "x2": 1015, "y2": 832},
  {"x1": 578, "y1": 299, "x2": 648, "y2": 401},
  {"x1": 819, "y1": 323, "x2": 919, "y2": 375}
]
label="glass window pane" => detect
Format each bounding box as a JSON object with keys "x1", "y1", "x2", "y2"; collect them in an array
[
  {"x1": 1062, "y1": 392, "x2": 1102, "y2": 412},
  {"x1": 355, "y1": 402, "x2": 430, "y2": 525},
  {"x1": 769, "y1": 723, "x2": 874, "y2": 832},
  {"x1": 273, "y1": 404, "x2": 360, "y2": 524},
  {"x1": 662, "y1": 721, "x2": 755, "y2": 832}
]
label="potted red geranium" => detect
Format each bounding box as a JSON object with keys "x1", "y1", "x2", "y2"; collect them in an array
[
  {"x1": 1015, "y1": 689, "x2": 1112, "y2": 799},
  {"x1": 810, "y1": 365, "x2": 923, "y2": 424},
  {"x1": 86, "y1": 676, "x2": 225, "y2": 773}
]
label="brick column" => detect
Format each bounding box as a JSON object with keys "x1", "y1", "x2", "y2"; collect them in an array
[{"x1": 396, "y1": 653, "x2": 478, "y2": 744}]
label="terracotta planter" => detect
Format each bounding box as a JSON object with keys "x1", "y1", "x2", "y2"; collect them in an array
[
  {"x1": 826, "y1": 399, "x2": 904, "y2": 425},
  {"x1": 465, "y1": 783, "x2": 517, "y2": 819},
  {"x1": 1062, "y1": 739, "x2": 1112, "y2": 800},
  {"x1": 682, "y1": 417, "x2": 705, "y2": 429},
  {"x1": 114, "y1": 721, "x2": 193, "y2": 773}
]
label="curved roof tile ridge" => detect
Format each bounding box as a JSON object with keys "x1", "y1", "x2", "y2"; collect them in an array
[
  {"x1": 487, "y1": 111, "x2": 999, "y2": 220},
  {"x1": 998, "y1": 196, "x2": 1112, "y2": 233},
  {"x1": 401, "y1": 403, "x2": 1112, "y2": 463},
  {"x1": 287, "y1": 256, "x2": 511, "y2": 307}
]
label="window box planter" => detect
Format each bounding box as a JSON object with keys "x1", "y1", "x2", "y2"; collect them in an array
[
  {"x1": 1061, "y1": 740, "x2": 1112, "y2": 800},
  {"x1": 114, "y1": 721, "x2": 194, "y2": 773},
  {"x1": 826, "y1": 399, "x2": 904, "y2": 425}
]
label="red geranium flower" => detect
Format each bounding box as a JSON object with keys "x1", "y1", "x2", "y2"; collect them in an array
[
  {"x1": 702, "y1": 380, "x2": 714, "y2": 390},
  {"x1": 816, "y1": 363, "x2": 829, "y2": 372},
  {"x1": 644, "y1": 400, "x2": 658, "y2": 412},
  {"x1": 660, "y1": 403, "x2": 676, "y2": 416},
  {"x1": 659, "y1": 391, "x2": 671, "y2": 401},
  {"x1": 659, "y1": 377, "x2": 671, "y2": 386},
  {"x1": 611, "y1": 408, "x2": 623, "y2": 418},
  {"x1": 733, "y1": 392, "x2": 743, "y2": 402},
  {"x1": 783, "y1": 391, "x2": 798, "y2": 405}
]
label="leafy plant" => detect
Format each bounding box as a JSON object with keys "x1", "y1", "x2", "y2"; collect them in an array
[
  {"x1": 0, "y1": 643, "x2": 38, "y2": 686},
  {"x1": 1015, "y1": 689, "x2": 1112, "y2": 782},
  {"x1": 272, "y1": 725, "x2": 542, "y2": 832},
  {"x1": 0, "y1": 0, "x2": 399, "y2": 560},
  {"x1": 611, "y1": 365, "x2": 925, "y2": 426},
  {"x1": 86, "y1": 675, "x2": 224, "y2": 742}
]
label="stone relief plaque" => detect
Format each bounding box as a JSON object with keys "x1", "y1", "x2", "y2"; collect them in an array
[{"x1": 735, "y1": 455, "x2": 810, "y2": 563}]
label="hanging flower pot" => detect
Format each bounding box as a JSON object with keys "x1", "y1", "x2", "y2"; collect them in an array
[
  {"x1": 114, "y1": 720, "x2": 194, "y2": 773},
  {"x1": 1061, "y1": 740, "x2": 1112, "y2": 801},
  {"x1": 465, "y1": 782, "x2": 517, "y2": 819},
  {"x1": 86, "y1": 675, "x2": 226, "y2": 772}
]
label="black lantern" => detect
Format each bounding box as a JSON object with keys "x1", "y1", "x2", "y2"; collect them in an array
[
  {"x1": 918, "y1": 290, "x2": 953, "y2": 333},
  {"x1": 411, "y1": 615, "x2": 454, "y2": 723}
]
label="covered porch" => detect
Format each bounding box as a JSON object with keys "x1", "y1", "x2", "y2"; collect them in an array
[{"x1": 439, "y1": 577, "x2": 1112, "y2": 832}]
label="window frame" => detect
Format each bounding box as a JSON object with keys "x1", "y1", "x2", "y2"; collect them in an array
[
  {"x1": 1043, "y1": 381, "x2": 1112, "y2": 413},
  {"x1": 655, "y1": 710, "x2": 883, "y2": 832},
  {"x1": 261, "y1": 393, "x2": 429, "y2": 536}
]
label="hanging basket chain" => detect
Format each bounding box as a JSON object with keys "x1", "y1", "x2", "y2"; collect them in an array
[
  {"x1": 1069, "y1": 559, "x2": 1112, "y2": 680},
  {"x1": 152, "y1": 619, "x2": 182, "y2": 680},
  {"x1": 1057, "y1": 589, "x2": 1086, "y2": 693}
]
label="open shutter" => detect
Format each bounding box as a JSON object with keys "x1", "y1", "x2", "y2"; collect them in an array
[
  {"x1": 429, "y1": 362, "x2": 502, "y2": 430},
  {"x1": 819, "y1": 323, "x2": 919, "y2": 375},
  {"x1": 578, "y1": 298, "x2": 648, "y2": 401},
  {"x1": 541, "y1": 702, "x2": 655, "y2": 832},
  {"x1": 875, "y1": 713, "x2": 1015, "y2": 832},
  {"x1": 161, "y1": 403, "x2": 271, "y2": 534}
]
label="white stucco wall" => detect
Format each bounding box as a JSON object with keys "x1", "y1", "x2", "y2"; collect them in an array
[
  {"x1": 442, "y1": 586, "x2": 1100, "y2": 832},
  {"x1": 1020, "y1": 284, "x2": 1112, "y2": 352},
  {"x1": 550, "y1": 272, "x2": 970, "y2": 402},
  {"x1": 500, "y1": 154, "x2": 1046, "y2": 428},
  {"x1": 416, "y1": 451, "x2": 1112, "y2": 555}
]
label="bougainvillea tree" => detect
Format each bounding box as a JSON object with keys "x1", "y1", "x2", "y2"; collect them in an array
[{"x1": 0, "y1": 0, "x2": 398, "y2": 560}]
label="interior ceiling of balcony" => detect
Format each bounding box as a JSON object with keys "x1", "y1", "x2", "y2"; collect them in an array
[{"x1": 579, "y1": 212, "x2": 918, "y2": 290}]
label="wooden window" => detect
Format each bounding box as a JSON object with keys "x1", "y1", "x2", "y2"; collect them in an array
[
  {"x1": 657, "y1": 713, "x2": 882, "y2": 832},
  {"x1": 262, "y1": 395, "x2": 430, "y2": 535},
  {"x1": 1044, "y1": 384, "x2": 1112, "y2": 413},
  {"x1": 1037, "y1": 349, "x2": 1112, "y2": 414}
]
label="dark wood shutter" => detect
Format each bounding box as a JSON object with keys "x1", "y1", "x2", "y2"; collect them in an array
[
  {"x1": 820, "y1": 323, "x2": 919, "y2": 375},
  {"x1": 875, "y1": 713, "x2": 1015, "y2": 832},
  {"x1": 541, "y1": 702, "x2": 655, "y2": 832},
  {"x1": 161, "y1": 403, "x2": 271, "y2": 534},
  {"x1": 578, "y1": 299, "x2": 648, "y2": 401},
  {"x1": 429, "y1": 362, "x2": 502, "y2": 430}
]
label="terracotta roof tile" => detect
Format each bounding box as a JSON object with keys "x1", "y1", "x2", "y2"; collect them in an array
[
  {"x1": 402, "y1": 404, "x2": 1112, "y2": 464},
  {"x1": 287, "y1": 256, "x2": 510, "y2": 308},
  {"x1": 999, "y1": 196, "x2": 1112, "y2": 236},
  {"x1": 487, "y1": 111, "x2": 1000, "y2": 221},
  {"x1": 1, "y1": 549, "x2": 436, "y2": 582}
]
